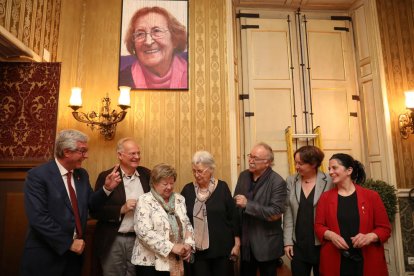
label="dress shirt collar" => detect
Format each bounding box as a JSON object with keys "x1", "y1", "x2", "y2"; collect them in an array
[
  {"x1": 120, "y1": 167, "x2": 140, "y2": 179},
  {"x1": 55, "y1": 158, "x2": 70, "y2": 176}
]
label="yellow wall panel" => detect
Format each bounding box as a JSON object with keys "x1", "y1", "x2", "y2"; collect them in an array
[{"x1": 57, "y1": 0, "x2": 231, "y2": 191}]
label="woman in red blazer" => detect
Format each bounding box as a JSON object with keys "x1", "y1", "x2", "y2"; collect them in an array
[{"x1": 315, "y1": 153, "x2": 391, "y2": 276}]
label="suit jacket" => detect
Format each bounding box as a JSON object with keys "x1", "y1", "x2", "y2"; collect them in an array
[
  {"x1": 315, "y1": 184, "x2": 391, "y2": 276},
  {"x1": 90, "y1": 166, "x2": 150, "y2": 259},
  {"x1": 234, "y1": 168, "x2": 287, "y2": 262},
  {"x1": 283, "y1": 171, "x2": 332, "y2": 246},
  {"x1": 21, "y1": 160, "x2": 108, "y2": 276}
]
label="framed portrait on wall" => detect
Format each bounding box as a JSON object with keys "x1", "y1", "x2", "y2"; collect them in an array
[{"x1": 118, "y1": 0, "x2": 189, "y2": 90}]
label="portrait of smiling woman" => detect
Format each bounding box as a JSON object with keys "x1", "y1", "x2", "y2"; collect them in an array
[{"x1": 119, "y1": 2, "x2": 188, "y2": 90}]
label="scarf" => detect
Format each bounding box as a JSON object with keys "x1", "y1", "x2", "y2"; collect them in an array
[
  {"x1": 131, "y1": 55, "x2": 188, "y2": 89},
  {"x1": 193, "y1": 178, "x2": 217, "y2": 250},
  {"x1": 150, "y1": 188, "x2": 184, "y2": 276}
]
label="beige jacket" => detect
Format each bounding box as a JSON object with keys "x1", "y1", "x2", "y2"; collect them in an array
[
  {"x1": 131, "y1": 192, "x2": 195, "y2": 271},
  {"x1": 283, "y1": 171, "x2": 332, "y2": 246}
]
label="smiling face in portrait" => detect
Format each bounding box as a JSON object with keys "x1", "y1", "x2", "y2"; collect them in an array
[{"x1": 133, "y1": 12, "x2": 174, "y2": 76}]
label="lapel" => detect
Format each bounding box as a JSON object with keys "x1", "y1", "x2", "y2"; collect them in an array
[
  {"x1": 294, "y1": 174, "x2": 302, "y2": 205},
  {"x1": 293, "y1": 171, "x2": 328, "y2": 206},
  {"x1": 314, "y1": 171, "x2": 329, "y2": 206},
  {"x1": 151, "y1": 193, "x2": 169, "y2": 222},
  {"x1": 329, "y1": 188, "x2": 340, "y2": 232},
  {"x1": 136, "y1": 167, "x2": 150, "y2": 193},
  {"x1": 51, "y1": 161, "x2": 74, "y2": 212},
  {"x1": 355, "y1": 185, "x2": 368, "y2": 232},
  {"x1": 117, "y1": 167, "x2": 127, "y2": 203},
  {"x1": 252, "y1": 167, "x2": 273, "y2": 198}
]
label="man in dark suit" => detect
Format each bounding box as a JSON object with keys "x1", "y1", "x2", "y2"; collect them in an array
[
  {"x1": 90, "y1": 137, "x2": 150, "y2": 276},
  {"x1": 234, "y1": 142, "x2": 287, "y2": 276},
  {"x1": 21, "y1": 129, "x2": 121, "y2": 276}
]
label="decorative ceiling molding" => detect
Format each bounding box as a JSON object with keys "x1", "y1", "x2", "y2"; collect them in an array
[{"x1": 234, "y1": 0, "x2": 358, "y2": 10}]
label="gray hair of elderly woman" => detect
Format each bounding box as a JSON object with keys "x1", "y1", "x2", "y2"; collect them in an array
[
  {"x1": 192, "y1": 151, "x2": 216, "y2": 171},
  {"x1": 150, "y1": 163, "x2": 177, "y2": 187},
  {"x1": 55, "y1": 129, "x2": 88, "y2": 158}
]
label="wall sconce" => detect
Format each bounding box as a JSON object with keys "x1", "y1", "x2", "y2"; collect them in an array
[
  {"x1": 68, "y1": 86, "x2": 131, "y2": 140},
  {"x1": 399, "y1": 90, "x2": 414, "y2": 139}
]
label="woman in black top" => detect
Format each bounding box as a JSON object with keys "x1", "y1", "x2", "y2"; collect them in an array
[
  {"x1": 315, "y1": 153, "x2": 391, "y2": 276},
  {"x1": 283, "y1": 146, "x2": 332, "y2": 276},
  {"x1": 181, "y1": 151, "x2": 240, "y2": 276}
]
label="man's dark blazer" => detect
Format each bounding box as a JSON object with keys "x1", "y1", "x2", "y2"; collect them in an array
[
  {"x1": 90, "y1": 166, "x2": 151, "y2": 259},
  {"x1": 21, "y1": 160, "x2": 109, "y2": 276},
  {"x1": 234, "y1": 167, "x2": 287, "y2": 262}
]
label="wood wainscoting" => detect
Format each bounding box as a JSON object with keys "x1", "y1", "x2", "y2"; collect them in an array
[
  {"x1": 0, "y1": 169, "x2": 291, "y2": 276},
  {"x1": 0, "y1": 170, "x2": 28, "y2": 276}
]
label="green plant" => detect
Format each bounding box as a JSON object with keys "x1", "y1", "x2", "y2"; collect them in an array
[{"x1": 360, "y1": 178, "x2": 398, "y2": 222}]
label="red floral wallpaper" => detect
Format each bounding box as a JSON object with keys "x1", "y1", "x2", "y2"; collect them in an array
[{"x1": 0, "y1": 62, "x2": 61, "y2": 167}]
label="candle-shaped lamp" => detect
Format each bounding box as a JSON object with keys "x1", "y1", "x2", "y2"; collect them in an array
[
  {"x1": 69, "y1": 87, "x2": 83, "y2": 111},
  {"x1": 405, "y1": 91, "x2": 414, "y2": 110},
  {"x1": 118, "y1": 86, "x2": 131, "y2": 110}
]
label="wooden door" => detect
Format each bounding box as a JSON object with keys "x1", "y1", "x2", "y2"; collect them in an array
[{"x1": 239, "y1": 11, "x2": 362, "y2": 178}]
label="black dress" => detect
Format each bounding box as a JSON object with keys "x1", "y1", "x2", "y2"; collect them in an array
[
  {"x1": 337, "y1": 191, "x2": 363, "y2": 276},
  {"x1": 295, "y1": 187, "x2": 317, "y2": 261}
]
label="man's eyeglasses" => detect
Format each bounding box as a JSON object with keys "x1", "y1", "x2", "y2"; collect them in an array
[
  {"x1": 247, "y1": 154, "x2": 268, "y2": 163},
  {"x1": 192, "y1": 167, "x2": 209, "y2": 176},
  {"x1": 121, "y1": 152, "x2": 141, "y2": 158},
  {"x1": 74, "y1": 148, "x2": 88, "y2": 156},
  {"x1": 133, "y1": 27, "x2": 169, "y2": 42}
]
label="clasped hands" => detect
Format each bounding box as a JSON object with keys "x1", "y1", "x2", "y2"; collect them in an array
[
  {"x1": 325, "y1": 230, "x2": 378, "y2": 250},
  {"x1": 171, "y1": 243, "x2": 193, "y2": 262}
]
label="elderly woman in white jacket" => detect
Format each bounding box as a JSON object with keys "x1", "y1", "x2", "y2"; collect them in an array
[
  {"x1": 132, "y1": 163, "x2": 195, "y2": 276},
  {"x1": 283, "y1": 146, "x2": 332, "y2": 276}
]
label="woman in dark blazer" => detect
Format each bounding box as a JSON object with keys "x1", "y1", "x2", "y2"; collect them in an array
[
  {"x1": 315, "y1": 153, "x2": 391, "y2": 276},
  {"x1": 181, "y1": 151, "x2": 240, "y2": 276},
  {"x1": 283, "y1": 145, "x2": 332, "y2": 276}
]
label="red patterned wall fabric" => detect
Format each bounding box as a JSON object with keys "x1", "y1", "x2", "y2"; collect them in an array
[{"x1": 0, "y1": 62, "x2": 61, "y2": 167}]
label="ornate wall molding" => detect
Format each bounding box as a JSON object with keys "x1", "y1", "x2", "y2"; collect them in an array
[{"x1": 0, "y1": 0, "x2": 61, "y2": 61}]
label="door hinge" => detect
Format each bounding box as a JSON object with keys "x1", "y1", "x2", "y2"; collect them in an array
[
  {"x1": 239, "y1": 94, "x2": 249, "y2": 100},
  {"x1": 241, "y1": 25, "x2": 259, "y2": 30},
  {"x1": 331, "y1": 16, "x2": 352, "y2": 21},
  {"x1": 245, "y1": 112, "x2": 255, "y2": 117},
  {"x1": 334, "y1": 27, "x2": 349, "y2": 32},
  {"x1": 237, "y1": 13, "x2": 260, "y2": 18},
  {"x1": 350, "y1": 112, "x2": 358, "y2": 117},
  {"x1": 352, "y1": 95, "x2": 360, "y2": 101}
]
